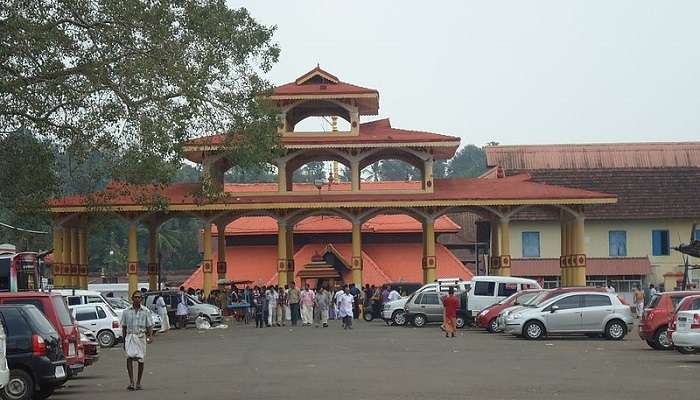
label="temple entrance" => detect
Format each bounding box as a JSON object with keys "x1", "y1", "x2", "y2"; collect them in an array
[{"x1": 298, "y1": 246, "x2": 350, "y2": 289}]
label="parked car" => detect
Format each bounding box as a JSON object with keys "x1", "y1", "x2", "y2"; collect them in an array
[
  {"x1": 670, "y1": 309, "x2": 700, "y2": 353},
  {"x1": 668, "y1": 295, "x2": 700, "y2": 354},
  {"x1": 403, "y1": 282, "x2": 472, "y2": 328},
  {"x1": 382, "y1": 280, "x2": 471, "y2": 326},
  {"x1": 0, "y1": 304, "x2": 68, "y2": 400},
  {"x1": 0, "y1": 292, "x2": 84, "y2": 377},
  {"x1": 105, "y1": 297, "x2": 162, "y2": 331},
  {"x1": 476, "y1": 289, "x2": 545, "y2": 332},
  {"x1": 143, "y1": 291, "x2": 223, "y2": 326},
  {"x1": 639, "y1": 290, "x2": 699, "y2": 350},
  {"x1": 0, "y1": 318, "x2": 8, "y2": 389},
  {"x1": 69, "y1": 304, "x2": 122, "y2": 348},
  {"x1": 496, "y1": 287, "x2": 608, "y2": 332},
  {"x1": 78, "y1": 326, "x2": 99, "y2": 366},
  {"x1": 504, "y1": 292, "x2": 633, "y2": 340},
  {"x1": 465, "y1": 276, "x2": 541, "y2": 318}
]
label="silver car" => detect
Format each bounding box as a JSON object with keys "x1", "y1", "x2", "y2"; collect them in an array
[{"x1": 504, "y1": 292, "x2": 633, "y2": 340}]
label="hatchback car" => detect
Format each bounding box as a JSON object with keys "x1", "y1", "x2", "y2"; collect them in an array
[
  {"x1": 0, "y1": 304, "x2": 68, "y2": 400},
  {"x1": 639, "y1": 290, "x2": 699, "y2": 350},
  {"x1": 670, "y1": 309, "x2": 700, "y2": 353},
  {"x1": 78, "y1": 326, "x2": 99, "y2": 366},
  {"x1": 505, "y1": 292, "x2": 633, "y2": 340},
  {"x1": 476, "y1": 289, "x2": 545, "y2": 333},
  {"x1": 105, "y1": 297, "x2": 162, "y2": 331},
  {"x1": 144, "y1": 291, "x2": 222, "y2": 326},
  {"x1": 668, "y1": 295, "x2": 700, "y2": 354},
  {"x1": 70, "y1": 304, "x2": 122, "y2": 348}
]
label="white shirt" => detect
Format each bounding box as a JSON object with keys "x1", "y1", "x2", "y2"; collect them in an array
[
  {"x1": 337, "y1": 293, "x2": 354, "y2": 318},
  {"x1": 388, "y1": 290, "x2": 401, "y2": 302},
  {"x1": 156, "y1": 296, "x2": 167, "y2": 313}
]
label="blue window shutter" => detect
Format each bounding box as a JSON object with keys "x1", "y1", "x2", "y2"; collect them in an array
[
  {"x1": 609, "y1": 231, "x2": 627, "y2": 257},
  {"x1": 652, "y1": 230, "x2": 670, "y2": 256},
  {"x1": 522, "y1": 232, "x2": 540, "y2": 258}
]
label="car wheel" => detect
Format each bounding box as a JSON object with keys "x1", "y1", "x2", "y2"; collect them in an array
[
  {"x1": 412, "y1": 314, "x2": 427, "y2": 327},
  {"x1": 392, "y1": 310, "x2": 406, "y2": 326},
  {"x1": 456, "y1": 316, "x2": 466, "y2": 329},
  {"x1": 363, "y1": 311, "x2": 374, "y2": 322},
  {"x1": 605, "y1": 319, "x2": 627, "y2": 340},
  {"x1": 677, "y1": 346, "x2": 697, "y2": 355},
  {"x1": 523, "y1": 320, "x2": 545, "y2": 340},
  {"x1": 98, "y1": 330, "x2": 116, "y2": 348},
  {"x1": 487, "y1": 318, "x2": 499, "y2": 333},
  {"x1": 2, "y1": 369, "x2": 34, "y2": 400},
  {"x1": 654, "y1": 327, "x2": 673, "y2": 350},
  {"x1": 645, "y1": 339, "x2": 656, "y2": 349}
]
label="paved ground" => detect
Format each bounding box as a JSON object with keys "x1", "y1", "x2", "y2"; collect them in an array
[{"x1": 54, "y1": 319, "x2": 697, "y2": 400}]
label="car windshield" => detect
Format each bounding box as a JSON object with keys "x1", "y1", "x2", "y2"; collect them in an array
[
  {"x1": 647, "y1": 294, "x2": 661, "y2": 309},
  {"x1": 187, "y1": 294, "x2": 202, "y2": 304},
  {"x1": 515, "y1": 291, "x2": 541, "y2": 305},
  {"x1": 25, "y1": 306, "x2": 58, "y2": 336},
  {"x1": 52, "y1": 296, "x2": 75, "y2": 327},
  {"x1": 498, "y1": 291, "x2": 522, "y2": 305},
  {"x1": 107, "y1": 298, "x2": 130, "y2": 309},
  {"x1": 523, "y1": 291, "x2": 550, "y2": 307}
]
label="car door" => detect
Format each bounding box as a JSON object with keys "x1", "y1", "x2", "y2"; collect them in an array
[
  {"x1": 74, "y1": 306, "x2": 100, "y2": 331},
  {"x1": 94, "y1": 305, "x2": 111, "y2": 333},
  {"x1": 471, "y1": 281, "x2": 496, "y2": 312},
  {"x1": 420, "y1": 292, "x2": 442, "y2": 321},
  {"x1": 580, "y1": 294, "x2": 613, "y2": 331},
  {"x1": 1, "y1": 308, "x2": 33, "y2": 358},
  {"x1": 545, "y1": 295, "x2": 583, "y2": 333}
]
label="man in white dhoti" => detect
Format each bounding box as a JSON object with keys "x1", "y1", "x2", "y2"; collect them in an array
[
  {"x1": 155, "y1": 294, "x2": 170, "y2": 333},
  {"x1": 337, "y1": 286, "x2": 354, "y2": 330},
  {"x1": 176, "y1": 286, "x2": 189, "y2": 329},
  {"x1": 121, "y1": 291, "x2": 154, "y2": 391}
]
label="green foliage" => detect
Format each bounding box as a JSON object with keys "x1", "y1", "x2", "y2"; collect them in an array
[
  {"x1": 225, "y1": 164, "x2": 277, "y2": 183},
  {"x1": 378, "y1": 159, "x2": 420, "y2": 181},
  {"x1": 293, "y1": 161, "x2": 326, "y2": 183},
  {"x1": 447, "y1": 145, "x2": 487, "y2": 178}
]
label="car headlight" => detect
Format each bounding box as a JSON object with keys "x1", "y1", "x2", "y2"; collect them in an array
[{"x1": 507, "y1": 313, "x2": 523, "y2": 321}]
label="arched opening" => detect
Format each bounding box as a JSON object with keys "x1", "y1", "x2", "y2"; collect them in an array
[
  {"x1": 358, "y1": 149, "x2": 427, "y2": 191},
  {"x1": 223, "y1": 162, "x2": 278, "y2": 184},
  {"x1": 286, "y1": 151, "x2": 352, "y2": 191},
  {"x1": 282, "y1": 100, "x2": 356, "y2": 134}
]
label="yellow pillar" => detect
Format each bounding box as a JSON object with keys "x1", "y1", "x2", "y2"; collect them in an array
[
  {"x1": 499, "y1": 219, "x2": 511, "y2": 277},
  {"x1": 351, "y1": 221, "x2": 363, "y2": 286},
  {"x1": 78, "y1": 227, "x2": 88, "y2": 289},
  {"x1": 560, "y1": 219, "x2": 568, "y2": 287},
  {"x1": 216, "y1": 222, "x2": 228, "y2": 283},
  {"x1": 52, "y1": 227, "x2": 64, "y2": 288},
  {"x1": 63, "y1": 227, "x2": 72, "y2": 287},
  {"x1": 147, "y1": 225, "x2": 158, "y2": 291},
  {"x1": 70, "y1": 228, "x2": 79, "y2": 287},
  {"x1": 202, "y1": 223, "x2": 213, "y2": 298},
  {"x1": 277, "y1": 222, "x2": 289, "y2": 286},
  {"x1": 127, "y1": 222, "x2": 139, "y2": 297},
  {"x1": 286, "y1": 226, "x2": 295, "y2": 285},
  {"x1": 490, "y1": 223, "x2": 500, "y2": 276},
  {"x1": 566, "y1": 221, "x2": 575, "y2": 287},
  {"x1": 422, "y1": 219, "x2": 437, "y2": 283},
  {"x1": 278, "y1": 162, "x2": 287, "y2": 193},
  {"x1": 350, "y1": 161, "x2": 361, "y2": 192},
  {"x1": 422, "y1": 159, "x2": 434, "y2": 192},
  {"x1": 572, "y1": 217, "x2": 587, "y2": 287}
]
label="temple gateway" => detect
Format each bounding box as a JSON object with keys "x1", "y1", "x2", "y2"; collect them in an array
[{"x1": 49, "y1": 67, "x2": 616, "y2": 297}]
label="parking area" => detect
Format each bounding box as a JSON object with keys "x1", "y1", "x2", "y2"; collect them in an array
[{"x1": 54, "y1": 319, "x2": 697, "y2": 400}]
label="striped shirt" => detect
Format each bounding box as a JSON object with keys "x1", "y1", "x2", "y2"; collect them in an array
[{"x1": 120, "y1": 306, "x2": 154, "y2": 335}]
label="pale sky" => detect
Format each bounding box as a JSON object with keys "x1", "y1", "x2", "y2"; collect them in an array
[{"x1": 230, "y1": 0, "x2": 700, "y2": 146}]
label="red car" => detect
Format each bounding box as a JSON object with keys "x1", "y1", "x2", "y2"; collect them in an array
[
  {"x1": 476, "y1": 289, "x2": 544, "y2": 332},
  {"x1": 668, "y1": 294, "x2": 700, "y2": 354},
  {"x1": 639, "y1": 291, "x2": 700, "y2": 350},
  {"x1": 0, "y1": 292, "x2": 86, "y2": 377},
  {"x1": 79, "y1": 325, "x2": 100, "y2": 366}
]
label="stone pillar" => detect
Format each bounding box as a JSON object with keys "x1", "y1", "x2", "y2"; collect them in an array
[
  {"x1": 277, "y1": 222, "x2": 289, "y2": 286},
  {"x1": 422, "y1": 158, "x2": 434, "y2": 192},
  {"x1": 216, "y1": 222, "x2": 228, "y2": 282},
  {"x1": 351, "y1": 160, "x2": 361, "y2": 192},
  {"x1": 78, "y1": 227, "x2": 88, "y2": 289},
  {"x1": 422, "y1": 218, "x2": 437, "y2": 283},
  {"x1": 498, "y1": 219, "x2": 512, "y2": 277},
  {"x1": 351, "y1": 221, "x2": 363, "y2": 286},
  {"x1": 62, "y1": 227, "x2": 72, "y2": 287},
  {"x1": 572, "y1": 217, "x2": 587, "y2": 287},
  {"x1": 52, "y1": 226, "x2": 64, "y2": 288},
  {"x1": 147, "y1": 225, "x2": 158, "y2": 291},
  {"x1": 202, "y1": 223, "x2": 213, "y2": 298},
  {"x1": 127, "y1": 222, "x2": 139, "y2": 297},
  {"x1": 70, "y1": 228, "x2": 79, "y2": 288}
]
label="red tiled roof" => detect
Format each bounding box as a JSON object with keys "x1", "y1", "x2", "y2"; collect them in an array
[
  {"x1": 485, "y1": 142, "x2": 700, "y2": 170},
  {"x1": 214, "y1": 214, "x2": 459, "y2": 236},
  {"x1": 511, "y1": 257, "x2": 652, "y2": 277},
  {"x1": 272, "y1": 66, "x2": 378, "y2": 97},
  {"x1": 49, "y1": 175, "x2": 616, "y2": 208},
  {"x1": 183, "y1": 242, "x2": 472, "y2": 289}
]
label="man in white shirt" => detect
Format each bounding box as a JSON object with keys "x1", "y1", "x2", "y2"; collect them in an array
[
  {"x1": 388, "y1": 287, "x2": 401, "y2": 302},
  {"x1": 337, "y1": 286, "x2": 354, "y2": 329}
]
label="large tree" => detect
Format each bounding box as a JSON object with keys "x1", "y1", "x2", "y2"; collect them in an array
[
  {"x1": 0, "y1": 0, "x2": 281, "y2": 188},
  {"x1": 447, "y1": 145, "x2": 487, "y2": 178}
]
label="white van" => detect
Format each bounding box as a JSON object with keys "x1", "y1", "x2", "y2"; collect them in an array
[{"x1": 466, "y1": 276, "x2": 541, "y2": 317}]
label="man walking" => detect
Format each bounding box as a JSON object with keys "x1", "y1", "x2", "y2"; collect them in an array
[
  {"x1": 442, "y1": 287, "x2": 459, "y2": 338},
  {"x1": 175, "y1": 286, "x2": 189, "y2": 329},
  {"x1": 337, "y1": 286, "x2": 355, "y2": 329},
  {"x1": 633, "y1": 285, "x2": 645, "y2": 319},
  {"x1": 300, "y1": 284, "x2": 315, "y2": 326},
  {"x1": 121, "y1": 291, "x2": 154, "y2": 391},
  {"x1": 349, "y1": 283, "x2": 361, "y2": 319},
  {"x1": 314, "y1": 286, "x2": 331, "y2": 327},
  {"x1": 288, "y1": 282, "x2": 301, "y2": 326}
]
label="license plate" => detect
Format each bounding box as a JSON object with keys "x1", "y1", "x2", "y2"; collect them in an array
[
  {"x1": 68, "y1": 343, "x2": 76, "y2": 357},
  {"x1": 55, "y1": 366, "x2": 66, "y2": 379}
]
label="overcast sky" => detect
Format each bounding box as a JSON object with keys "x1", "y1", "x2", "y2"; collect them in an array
[{"x1": 229, "y1": 1, "x2": 700, "y2": 146}]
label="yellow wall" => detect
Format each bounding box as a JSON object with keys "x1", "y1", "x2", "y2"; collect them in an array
[{"x1": 510, "y1": 219, "x2": 699, "y2": 285}]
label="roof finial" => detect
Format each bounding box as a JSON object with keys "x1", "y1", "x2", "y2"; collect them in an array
[{"x1": 317, "y1": 62, "x2": 320, "y2": 68}]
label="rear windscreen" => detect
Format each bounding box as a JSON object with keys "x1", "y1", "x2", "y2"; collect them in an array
[
  {"x1": 52, "y1": 296, "x2": 75, "y2": 327},
  {"x1": 24, "y1": 306, "x2": 58, "y2": 336},
  {"x1": 647, "y1": 295, "x2": 661, "y2": 309}
]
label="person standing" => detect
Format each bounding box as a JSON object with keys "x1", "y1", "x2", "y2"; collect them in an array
[
  {"x1": 337, "y1": 286, "x2": 355, "y2": 329},
  {"x1": 155, "y1": 294, "x2": 170, "y2": 333},
  {"x1": 349, "y1": 283, "x2": 361, "y2": 319},
  {"x1": 266, "y1": 286, "x2": 278, "y2": 327},
  {"x1": 300, "y1": 284, "x2": 315, "y2": 326},
  {"x1": 176, "y1": 286, "x2": 189, "y2": 329},
  {"x1": 388, "y1": 286, "x2": 401, "y2": 302},
  {"x1": 442, "y1": 287, "x2": 459, "y2": 338},
  {"x1": 633, "y1": 285, "x2": 645, "y2": 319},
  {"x1": 314, "y1": 287, "x2": 331, "y2": 328},
  {"x1": 288, "y1": 282, "x2": 302, "y2": 326},
  {"x1": 121, "y1": 291, "x2": 154, "y2": 391},
  {"x1": 252, "y1": 287, "x2": 264, "y2": 328},
  {"x1": 276, "y1": 286, "x2": 287, "y2": 326}
]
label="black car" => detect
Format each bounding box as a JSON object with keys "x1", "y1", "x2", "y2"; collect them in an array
[{"x1": 0, "y1": 304, "x2": 68, "y2": 400}]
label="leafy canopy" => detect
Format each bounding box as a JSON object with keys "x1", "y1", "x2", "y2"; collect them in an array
[{"x1": 0, "y1": 0, "x2": 281, "y2": 185}]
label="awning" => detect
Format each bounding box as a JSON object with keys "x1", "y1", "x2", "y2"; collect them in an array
[{"x1": 511, "y1": 257, "x2": 652, "y2": 277}]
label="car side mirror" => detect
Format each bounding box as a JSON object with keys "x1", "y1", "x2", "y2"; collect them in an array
[{"x1": 550, "y1": 305, "x2": 559, "y2": 313}]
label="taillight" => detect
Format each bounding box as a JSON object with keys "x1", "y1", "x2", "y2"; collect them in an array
[
  {"x1": 691, "y1": 314, "x2": 700, "y2": 329},
  {"x1": 112, "y1": 321, "x2": 120, "y2": 329},
  {"x1": 670, "y1": 319, "x2": 677, "y2": 331},
  {"x1": 32, "y1": 335, "x2": 47, "y2": 356}
]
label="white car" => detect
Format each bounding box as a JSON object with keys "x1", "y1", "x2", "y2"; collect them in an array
[
  {"x1": 106, "y1": 297, "x2": 162, "y2": 331},
  {"x1": 70, "y1": 303, "x2": 123, "y2": 348},
  {"x1": 382, "y1": 280, "x2": 472, "y2": 326},
  {"x1": 0, "y1": 319, "x2": 9, "y2": 389},
  {"x1": 466, "y1": 276, "x2": 541, "y2": 317},
  {"x1": 671, "y1": 310, "x2": 700, "y2": 351},
  {"x1": 382, "y1": 297, "x2": 409, "y2": 325}
]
